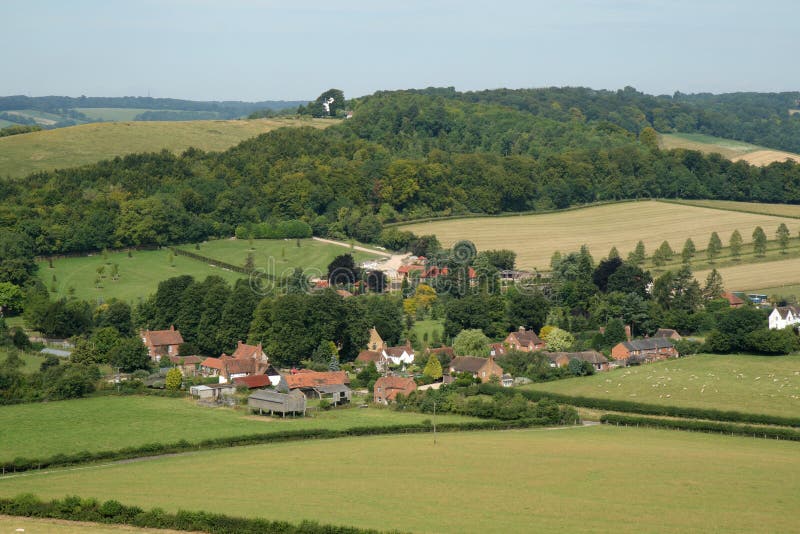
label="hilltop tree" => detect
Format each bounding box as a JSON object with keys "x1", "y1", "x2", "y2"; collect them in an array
[
  {"x1": 729, "y1": 230, "x2": 743, "y2": 260},
  {"x1": 627, "y1": 241, "x2": 645, "y2": 265},
  {"x1": 703, "y1": 268, "x2": 725, "y2": 300},
  {"x1": 752, "y1": 226, "x2": 767, "y2": 257},
  {"x1": 776, "y1": 223, "x2": 790, "y2": 253},
  {"x1": 681, "y1": 238, "x2": 696, "y2": 264},
  {"x1": 706, "y1": 232, "x2": 722, "y2": 263}
]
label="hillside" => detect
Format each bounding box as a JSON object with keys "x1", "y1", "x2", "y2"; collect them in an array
[
  {"x1": 659, "y1": 132, "x2": 800, "y2": 166},
  {"x1": 0, "y1": 117, "x2": 334, "y2": 179},
  {"x1": 399, "y1": 200, "x2": 800, "y2": 270}
]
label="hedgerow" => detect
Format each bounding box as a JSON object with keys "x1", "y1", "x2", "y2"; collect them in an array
[{"x1": 600, "y1": 413, "x2": 800, "y2": 441}]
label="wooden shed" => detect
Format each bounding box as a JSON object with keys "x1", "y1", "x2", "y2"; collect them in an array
[{"x1": 248, "y1": 389, "x2": 307, "y2": 417}]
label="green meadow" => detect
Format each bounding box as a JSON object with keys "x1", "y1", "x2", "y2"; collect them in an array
[
  {"x1": 525, "y1": 353, "x2": 800, "y2": 418},
  {"x1": 1, "y1": 426, "x2": 798, "y2": 533},
  {"x1": 0, "y1": 395, "x2": 477, "y2": 462}
]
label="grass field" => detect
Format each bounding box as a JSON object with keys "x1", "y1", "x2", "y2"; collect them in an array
[
  {"x1": 0, "y1": 395, "x2": 478, "y2": 462},
  {"x1": 0, "y1": 117, "x2": 334, "y2": 179},
  {"x1": 0, "y1": 348, "x2": 55, "y2": 375},
  {"x1": 0, "y1": 516, "x2": 188, "y2": 534},
  {"x1": 696, "y1": 256, "x2": 800, "y2": 292},
  {"x1": 1, "y1": 426, "x2": 798, "y2": 533},
  {"x1": 176, "y1": 238, "x2": 380, "y2": 279},
  {"x1": 73, "y1": 107, "x2": 167, "y2": 121},
  {"x1": 669, "y1": 198, "x2": 800, "y2": 218},
  {"x1": 525, "y1": 353, "x2": 800, "y2": 418},
  {"x1": 660, "y1": 132, "x2": 800, "y2": 166},
  {"x1": 399, "y1": 200, "x2": 800, "y2": 271},
  {"x1": 37, "y1": 248, "x2": 244, "y2": 305},
  {"x1": 411, "y1": 318, "x2": 445, "y2": 346}
]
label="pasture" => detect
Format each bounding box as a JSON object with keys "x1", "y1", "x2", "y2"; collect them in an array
[
  {"x1": 176, "y1": 238, "x2": 380, "y2": 279},
  {"x1": 0, "y1": 117, "x2": 334, "y2": 179},
  {"x1": 660, "y1": 132, "x2": 800, "y2": 166},
  {"x1": 525, "y1": 353, "x2": 800, "y2": 418},
  {"x1": 0, "y1": 395, "x2": 477, "y2": 462},
  {"x1": 37, "y1": 248, "x2": 244, "y2": 305},
  {"x1": 1, "y1": 349, "x2": 56, "y2": 375},
  {"x1": 73, "y1": 107, "x2": 166, "y2": 121},
  {"x1": 1, "y1": 426, "x2": 798, "y2": 533},
  {"x1": 399, "y1": 200, "x2": 800, "y2": 270},
  {"x1": 0, "y1": 516, "x2": 185, "y2": 534}
]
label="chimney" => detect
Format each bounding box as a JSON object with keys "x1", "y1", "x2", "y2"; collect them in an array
[
  {"x1": 625, "y1": 325, "x2": 632, "y2": 341},
  {"x1": 238, "y1": 340, "x2": 243, "y2": 347},
  {"x1": 518, "y1": 326, "x2": 525, "y2": 333},
  {"x1": 170, "y1": 325, "x2": 174, "y2": 331}
]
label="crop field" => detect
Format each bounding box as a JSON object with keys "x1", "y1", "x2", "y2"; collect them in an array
[
  {"x1": 0, "y1": 395, "x2": 477, "y2": 462},
  {"x1": 669, "y1": 199, "x2": 800, "y2": 218},
  {"x1": 400, "y1": 200, "x2": 800, "y2": 270},
  {"x1": 0, "y1": 117, "x2": 334, "y2": 179},
  {"x1": 1, "y1": 426, "x2": 798, "y2": 533},
  {"x1": 660, "y1": 132, "x2": 800, "y2": 166},
  {"x1": 176, "y1": 238, "x2": 380, "y2": 278},
  {"x1": 73, "y1": 107, "x2": 168, "y2": 121},
  {"x1": 525, "y1": 353, "x2": 800, "y2": 418},
  {"x1": 695, "y1": 256, "x2": 800, "y2": 292},
  {"x1": 37, "y1": 248, "x2": 244, "y2": 305}
]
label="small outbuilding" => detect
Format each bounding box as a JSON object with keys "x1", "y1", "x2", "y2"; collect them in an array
[
  {"x1": 314, "y1": 384, "x2": 352, "y2": 406},
  {"x1": 248, "y1": 389, "x2": 307, "y2": 417}
]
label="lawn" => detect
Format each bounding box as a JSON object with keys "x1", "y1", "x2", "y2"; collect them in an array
[
  {"x1": 177, "y1": 238, "x2": 381, "y2": 278},
  {"x1": 0, "y1": 516, "x2": 186, "y2": 534},
  {"x1": 399, "y1": 200, "x2": 800, "y2": 271},
  {"x1": 524, "y1": 353, "x2": 800, "y2": 418},
  {"x1": 37, "y1": 248, "x2": 244, "y2": 305},
  {"x1": 0, "y1": 117, "x2": 334, "y2": 179},
  {"x1": 1, "y1": 426, "x2": 798, "y2": 533},
  {"x1": 411, "y1": 318, "x2": 445, "y2": 346},
  {"x1": 0, "y1": 395, "x2": 478, "y2": 462},
  {"x1": 1, "y1": 348, "x2": 55, "y2": 375}
]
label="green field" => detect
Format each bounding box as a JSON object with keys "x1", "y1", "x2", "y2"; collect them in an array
[
  {"x1": 0, "y1": 395, "x2": 477, "y2": 462},
  {"x1": 525, "y1": 353, "x2": 800, "y2": 418},
  {"x1": 177, "y1": 238, "x2": 381, "y2": 279},
  {"x1": 0, "y1": 117, "x2": 334, "y2": 179},
  {"x1": 400, "y1": 200, "x2": 800, "y2": 271},
  {"x1": 660, "y1": 132, "x2": 800, "y2": 166},
  {"x1": 0, "y1": 516, "x2": 182, "y2": 534},
  {"x1": 1, "y1": 426, "x2": 798, "y2": 533},
  {"x1": 411, "y1": 318, "x2": 445, "y2": 346},
  {"x1": 73, "y1": 107, "x2": 166, "y2": 121},
  {"x1": 1, "y1": 348, "x2": 56, "y2": 374},
  {"x1": 38, "y1": 248, "x2": 244, "y2": 305}
]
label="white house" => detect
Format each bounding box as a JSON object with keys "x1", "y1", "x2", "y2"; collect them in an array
[
  {"x1": 769, "y1": 306, "x2": 800, "y2": 330},
  {"x1": 382, "y1": 341, "x2": 415, "y2": 366}
]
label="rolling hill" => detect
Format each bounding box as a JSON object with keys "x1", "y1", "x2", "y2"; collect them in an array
[
  {"x1": 0, "y1": 117, "x2": 335, "y2": 179},
  {"x1": 660, "y1": 132, "x2": 800, "y2": 166}
]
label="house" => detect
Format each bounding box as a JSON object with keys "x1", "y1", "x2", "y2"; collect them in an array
[
  {"x1": 447, "y1": 356, "x2": 504, "y2": 383},
  {"x1": 367, "y1": 327, "x2": 386, "y2": 351},
  {"x1": 542, "y1": 351, "x2": 609, "y2": 371},
  {"x1": 420, "y1": 265, "x2": 477, "y2": 284},
  {"x1": 141, "y1": 326, "x2": 184, "y2": 362},
  {"x1": 248, "y1": 389, "x2": 307, "y2": 417},
  {"x1": 543, "y1": 352, "x2": 571, "y2": 368},
  {"x1": 382, "y1": 340, "x2": 415, "y2": 366},
  {"x1": 503, "y1": 327, "x2": 545, "y2": 352},
  {"x1": 611, "y1": 338, "x2": 679, "y2": 364},
  {"x1": 654, "y1": 328, "x2": 682, "y2": 341},
  {"x1": 488, "y1": 343, "x2": 507, "y2": 357},
  {"x1": 200, "y1": 341, "x2": 271, "y2": 383},
  {"x1": 721, "y1": 292, "x2": 745, "y2": 308},
  {"x1": 230, "y1": 340, "x2": 269, "y2": 364},
  {"x1": 355, "y1": 350, "x2": 388, "y2": 372},
  {"x1": 168, "y1": 354, "x2": 203, "y2": 376},
  {"x1": 315, "y1": 384, "x2": 352, "y2": 406},
  {"x1": 769, "y1": 306, "x2": 800, "y2": 330},
  {"x1": 374, "y1": 376, "x2": 417, "y2": 404}
]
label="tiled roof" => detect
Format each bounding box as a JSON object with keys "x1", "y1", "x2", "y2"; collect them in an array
[
  {"x1": 374, "y1": 376, "x2": 416, "y2": 401},
  {"x1": 233, "y1": 375, "x2": 272, "y2": 388},
  {"x1": 356, "y1": 350, "x2": 384, "y2": 362},
  {"x1": 654, "y1": 328, "x2": 679, "y2": 338},
  {"x1": 722, "y1": 292, "x2": 744, "y2": 306},
  {"x1": 449, "y1": 356, "x2": 491, "y2": 373},
  {"x1": 143, "y1": 327, "x2": 184, "y2": 347},
  {"x1": 231, "y1": 341, "x2": 265, "y2": 360},
  {"x1": 511, "y1": 330, "x2": 543, "y2": 346},
  {"x1": 285, "y1": 370, "x2": 349, "y2": 389},
  {"x1": 621, "y1": 338, "x2": 674, "y2": 351},
  {"x1": 200, "y1": 357, "x2": 225, "y2": 370},
  {"x1": 545, "y1": 351, "x2": 608, "y2": 364}
]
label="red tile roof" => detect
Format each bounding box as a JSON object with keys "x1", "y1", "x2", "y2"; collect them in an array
[
  {"x1": 233, "y1": 375, "x2": 272, "y2": 388},
  {"x1": 201, "y1": 357, "x2": 224, "y2": 370},
  {"x1": 722, "y1": 292, "x2": 745, "y2": 307},
  {"x1": 374, "y1": 376, "x2": 417, "y2": 402},
  {"x1": 231, "y1": 341, "x2": 266, "y2": 361},
  {"x1": 142, "y1": 326, "x2": 184, "y2": 347},
  {"x1": 356, "y1": 350, "x2": 384, "y2": 363},
  {"x1": 285, "y1": 371, "x2": 348, "y2": 390},
  {"x1": 422, "y1": 266, "x2": 476, "y2": 279}
]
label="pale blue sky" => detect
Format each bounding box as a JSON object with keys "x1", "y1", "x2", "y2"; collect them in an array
[{"x1": 1, "y1": 0, "x2": 797, "y2": 101}]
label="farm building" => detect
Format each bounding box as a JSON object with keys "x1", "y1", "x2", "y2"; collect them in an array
[
  {"x1": 722, "y1": 292, "x2": 745, "y2": 308},
  {"x1": 611, "y1": 338, "x2": 678, "y2": 364},
  {"x1": 315, "y1": 384, "x2": 352, "y2": 406},
  {"x1": 248, "y1": 389, "x2": 307, "y2": 417},
  {"x1": 189, "y1": 383, "x2": 236, "y2": 401},
  {"x1": 285, "y1": 370, "x2": 350, "y2": 400}
]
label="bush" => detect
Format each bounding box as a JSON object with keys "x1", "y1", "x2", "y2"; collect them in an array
[{"x1": 601, "y1": 414, "x2": 800, "y2": 441}]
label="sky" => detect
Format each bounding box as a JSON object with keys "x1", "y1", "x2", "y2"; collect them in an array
[{"x1": 1, "y1": 0, "x2": 797, "y2": 102}]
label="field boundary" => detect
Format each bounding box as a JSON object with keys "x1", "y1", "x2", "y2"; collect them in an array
[
  {"x1": 661, "y1": 198, "x2": 800, "y2": 220},
  {"x1": 600, "y1": 413, "x2": 800, "y2": 441},
  {"x1": 0, "y1": 418, "x2": 553, "y2": 474}
]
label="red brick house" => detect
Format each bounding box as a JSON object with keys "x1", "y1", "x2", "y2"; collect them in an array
[
  {"x1": 447, "y1": 356, "x2": 504, "y2": 383},
  {"x1": 141, "y1": 326, "x2": 184, "y2": 362},
  {"x1": 200, "y1": 341, "x2": 270, "y2": 383},
  {"x1": 355, "y1": 350, "x2": 387, "y2": 372},
  {"x1": 374, "y1": 376, "x2": 417, "y2": 404},
  {"x1": 611, "y1": 338, "x2": 679, "y2": 364},
  {"x1": 503, "y1": 327, "x2": 544, "y2": 352}
]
